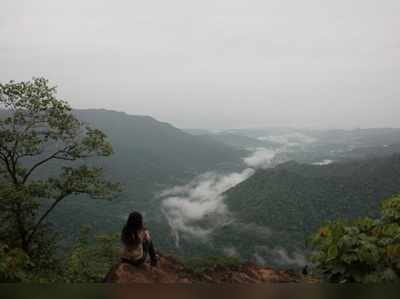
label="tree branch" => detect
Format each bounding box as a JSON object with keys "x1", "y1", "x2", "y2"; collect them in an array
[
  {"x1": 22, "y1": 151, "x2": 62, "y2": 184},
  {"x1": 26, "y1": 192, "x2": 70, "y2": 246},
  {"x1": 21, "y1": 144, "x2": 78, "y2": 184},
  {"x1": 0, "y1": 149, "x2": 19, "y2": 185}
]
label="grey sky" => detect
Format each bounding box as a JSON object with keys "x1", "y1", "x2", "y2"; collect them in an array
[{"x1": 1, "y1": 0, "x2": 399, "y2": 129}]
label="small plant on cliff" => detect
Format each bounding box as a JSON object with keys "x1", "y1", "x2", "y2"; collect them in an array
[{"x1": 311, "y1": 194, "x2": 400, "y2": 283}]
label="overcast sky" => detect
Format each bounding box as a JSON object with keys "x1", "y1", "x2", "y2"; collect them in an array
[{"x1": 1, "y1": 0, "x2": 399, "y2": 129}]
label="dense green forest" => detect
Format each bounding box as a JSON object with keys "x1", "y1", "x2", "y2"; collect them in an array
[{"x1": 208, "y1": 155, "x2": 400, "y2": 264}]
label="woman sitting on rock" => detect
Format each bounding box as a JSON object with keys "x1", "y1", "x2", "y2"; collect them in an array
[{"x1": 120, "y1": 211, "x2": 159, "y2": 267}]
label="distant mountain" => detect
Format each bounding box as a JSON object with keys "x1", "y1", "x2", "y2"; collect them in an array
[
  {"x1": 75, "y1": 110, "x2": 243, "y2": 177},
  {"x1": 206, "y1": 155, "x2": 400, "y2": 266},
  {"x1": 199, "y1": 133, "x2": 280, "y2": 150},
  {"x1": 309, "y1": 128, "x2": 400, "y2": 147},
  {"x1": 183, "y1": 128, "x2": 214, "y2": 135},
  {"x1": 226, "y1": 127, "x2": 400, "y2": 165},
  {"x1": 222, "y1": 127, "x2": 400, "y2": 148},
  {"x1": 338, "y1": 143, "x2": 400, "y2": 161}
]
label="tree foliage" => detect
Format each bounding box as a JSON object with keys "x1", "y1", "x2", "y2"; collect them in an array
[
  {"x1": 0, "y1": 243, "x2": 32, "y2": 282},
  {"x1": 64, "y1": 227, "x2": 119, "y2": 283},
  {"x1": 0, "y1": 78, "x2": 120, "y2": 264},
  {"x1": 311, "y1": 194, "x2": 400, "y2": 283}
]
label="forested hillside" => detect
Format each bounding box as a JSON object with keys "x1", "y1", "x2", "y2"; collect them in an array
[
  {"x1": 49, "y1": 109, "x2": 245, "y2": 243},
  {"x1": 209, "y1": 155, "x2": 400, "y2": 265},
  {"x1": 75, "y1": 109, "x2": 244, "y2": 176}
]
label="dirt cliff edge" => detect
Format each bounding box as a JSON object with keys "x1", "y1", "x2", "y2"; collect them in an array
[{"x1": 104, "y1": 255, "x2": 309, "y2": 283}]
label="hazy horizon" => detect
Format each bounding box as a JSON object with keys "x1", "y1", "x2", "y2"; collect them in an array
[
  {"x1": 70, "y1": 108, "x2": 400, "y2": 131},
  {"x1": 1, "y1": 0, "x2": 399, "y2": 129}
]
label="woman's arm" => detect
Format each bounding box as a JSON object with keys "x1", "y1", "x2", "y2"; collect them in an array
[{"x1": 143, "y1": 229, "x2": 151, "y2": 241}]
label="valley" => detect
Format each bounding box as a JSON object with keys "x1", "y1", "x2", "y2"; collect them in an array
[{"x1": 48, "y1": 111, "x2": 400, "y2": 267}]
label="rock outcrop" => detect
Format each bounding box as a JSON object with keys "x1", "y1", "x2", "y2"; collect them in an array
[{"x1": 104, "y1": 255, "x2": 308, "y2": 283}]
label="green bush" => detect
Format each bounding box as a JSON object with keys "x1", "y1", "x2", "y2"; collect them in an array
[{"x1": 311, "y1": 194, "x2": 400, "y2": 283}]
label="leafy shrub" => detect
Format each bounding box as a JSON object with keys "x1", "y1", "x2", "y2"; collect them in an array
[{"x1": 311, "y1": 194, "x2": 400, "y2": 283}]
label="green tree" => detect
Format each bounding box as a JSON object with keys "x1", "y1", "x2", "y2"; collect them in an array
[
  {"x1": 0, "y1": 78, "x2": 120, "y2": 261},
  {"x1": 311, "y1": 194, "x2": 400, "y2": 283}
]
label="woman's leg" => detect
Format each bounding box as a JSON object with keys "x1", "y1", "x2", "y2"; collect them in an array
[{"x1": 143, "y1": 240, "x2": 158, "y2": 265}]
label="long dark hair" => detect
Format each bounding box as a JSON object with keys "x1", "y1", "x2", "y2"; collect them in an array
[{"x1": 121, "y1": 211, "x2": 144, "y2": 246}]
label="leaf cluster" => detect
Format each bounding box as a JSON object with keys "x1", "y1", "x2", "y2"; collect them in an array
[{"x1": 311, "y1": 194, "x2": 400, "y2": 282}]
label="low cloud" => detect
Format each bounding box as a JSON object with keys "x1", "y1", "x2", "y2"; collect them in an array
[
  {"x1": 259, "y1": 133, "x2": 316, "y2": 148},
  {"x1": 254, "y1": 246, "x2": 307, "y2": 267},
  {"x1": 161, "y1": 169, "x2": 254, "y2": 247},
  {"x1": 243, "y1": 147, "x2": 277, "y2": 169},
  {"x1": 312, "y1": 159, "x2": 333, "y2": 166},
  {"x1": 273, "y1": 248, "x2": 307, "y2": 267},
  {"x1": 160, "y1": 148, "x2": 277, "y2": 247},
  {"x1": 223, "y1": 247, "x2": 240, "y2": 257}
]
